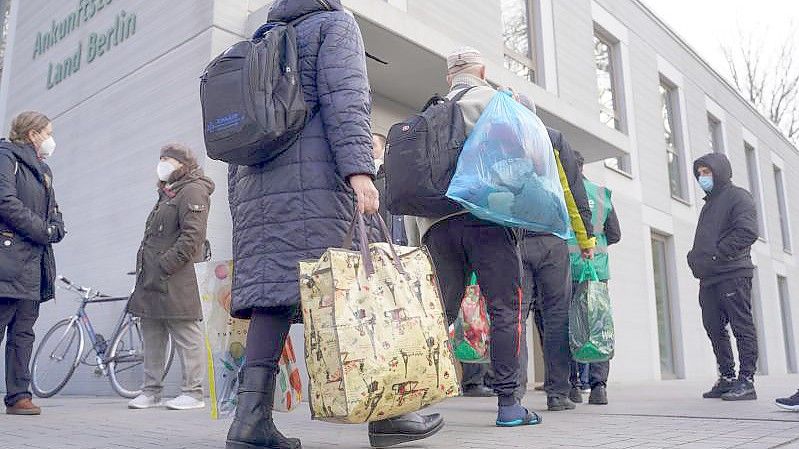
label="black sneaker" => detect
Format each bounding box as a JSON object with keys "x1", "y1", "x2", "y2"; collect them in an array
[
  {"x1": 721, "y1": 378, "x2": 757, "y2": 401},
  {"x1": 462, "y1": 384, "x2": 495, "y2": 398},
  {"x1": 776, "y1": 390, "x2": 799, "y2": 411},
  {"x1": 568, "y1": 387, "x2": 583, "y2": 404},
  {"x1": 702, "y1": 376, "x2": 736, "y2": 399},
  {"x1": 588, "y1": 386, "x2": 608, "y2": 405},
  {"x1": 547, "y1": 395, "x2": 576, "y2": 411}
]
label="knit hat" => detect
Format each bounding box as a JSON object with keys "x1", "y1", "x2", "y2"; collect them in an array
[
  {"x1": 160, "y1": 143, "x2": 198, "y2": 169},
  {"x1": 447, "y1": 46, "x2": 483, "y2": 72},
  {"x1": 516, "y1": 94, "x2": 537, "y2": 114}
]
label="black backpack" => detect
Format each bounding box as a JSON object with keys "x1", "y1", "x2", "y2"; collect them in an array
[
  {"x1": 200, "y1": 13, "x2": 322, "y2": 166},
  {"x1": 384, "y1": 87, "x2": 474, "y2": 217}
]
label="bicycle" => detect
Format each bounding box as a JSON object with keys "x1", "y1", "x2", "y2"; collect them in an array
[{"x1": 31, "y1": 275, "x2": 175, "y2": 399}]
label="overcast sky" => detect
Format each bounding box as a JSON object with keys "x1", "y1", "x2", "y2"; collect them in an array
[{"x1": 641, "y1": 0, "x2": 799, "y2": 80}]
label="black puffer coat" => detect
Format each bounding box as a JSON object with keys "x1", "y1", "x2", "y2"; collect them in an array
[
  {"x1": 228, "y1": 0, "x2": 374, "y2": 318},
  {"x1": 687, "y1": 153, "x2": 758, "y2": 285},
  {"x1": 0, "y1": 140, "x2": 64, "y2": 302}
]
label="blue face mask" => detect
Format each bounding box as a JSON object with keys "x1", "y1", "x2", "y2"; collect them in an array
[{"x1": 698, "y1": 175, "x2": 714, "y2": 192}]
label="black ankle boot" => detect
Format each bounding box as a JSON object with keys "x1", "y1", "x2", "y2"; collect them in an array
[{"x1": 226, "y1": 366, "x2": 301, "y2": 449}]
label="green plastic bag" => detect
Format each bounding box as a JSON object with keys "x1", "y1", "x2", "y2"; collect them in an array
[
  {"x1": 569, "y1": 261, "x2": 614, "y2": 363},
  {"x1": 449, "y1": 273, "x2": 491, "y2": 363}
]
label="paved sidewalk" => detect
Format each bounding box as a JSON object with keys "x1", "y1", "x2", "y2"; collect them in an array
[{"x1": 3, "y1": 376, "x2": 799, "y2": 449}]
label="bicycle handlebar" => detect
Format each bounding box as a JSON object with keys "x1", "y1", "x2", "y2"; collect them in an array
[{"x1": 57, "y1": 275, "x2": 100, "y2": 296}]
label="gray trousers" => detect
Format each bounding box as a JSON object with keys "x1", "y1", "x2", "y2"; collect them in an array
[{"x1": 141, "y1": 318, "x2": 205, "y2": 400}]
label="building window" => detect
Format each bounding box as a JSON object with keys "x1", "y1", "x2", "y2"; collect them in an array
[
  {"x1": 774, "y1": 165, "x2": 792, "y2": 253},
  {"x1": 593, "y1": 31, "x2": 621, "y2": 131},
  {"x1": 651, "y1": 234, "x2": 681, "y2": 379},
  {"x1": 744, "y1": 144, "x2": 767, "y2": 239},
  {"x1": 594, "y1": 27, "x2": 631, "y2": 174},
  {"x1": 660, "y1": 80, "x2": 686, "y2": 200},
  {"x1": 777, "y1": 276, "x2": 797, "y2": 373},
  {"x1": 708, "y1": 114, "x2": 724, "y2": 153},
  {"x1": 501, "y1": 0, "x2": 536, "y2": 83}
]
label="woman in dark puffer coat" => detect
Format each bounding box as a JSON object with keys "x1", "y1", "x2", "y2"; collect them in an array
[{"x1": 225, "y1": 1, "x2": 443, "y2": 448}]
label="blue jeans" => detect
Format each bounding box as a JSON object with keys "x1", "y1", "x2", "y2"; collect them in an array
[{"x1": 570, "y1": 362, "x2": 589, "y2": 388}]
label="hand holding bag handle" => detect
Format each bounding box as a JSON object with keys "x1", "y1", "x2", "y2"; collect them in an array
[{"x1": 342, "y1": 212, "x2": 406, "y2": 277}]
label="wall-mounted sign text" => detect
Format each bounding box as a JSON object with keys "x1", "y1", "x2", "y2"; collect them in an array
[{"x1": 44, "y1": 10, "x2": 137, "y2": 90}]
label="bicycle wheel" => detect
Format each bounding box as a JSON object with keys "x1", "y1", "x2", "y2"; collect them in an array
[
  {"x1": 108, "y1": 318, "x2": 174, "y2": 398},
  {"x1": 31, "y1": 318, "x2": 84, "y2": 398}
]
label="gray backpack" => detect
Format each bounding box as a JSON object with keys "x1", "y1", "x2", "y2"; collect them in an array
[{"x1": 200, "y1": 13, "x2": 322, "y2": 166}]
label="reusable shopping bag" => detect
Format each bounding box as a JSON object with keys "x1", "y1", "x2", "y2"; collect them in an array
[
  {"x1": 197, "y1": 260, "x2": 302, "y2": 419},
  {"x1": 446, "y1": 91, "x2": 570, "y2": 239},
  {"x1": 569, "y1": 260, "x2": 615, "y2": 363},
  {"x1": 449, "y1": 273, "x2": 490, "y2": 363},
  {"x1": 299, "y1": 214, "x2": 460, "y2": 424}
]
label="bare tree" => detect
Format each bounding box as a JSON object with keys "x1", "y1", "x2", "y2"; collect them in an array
[{"x1": 723, "y1": 27, "x2": 799, "y2": 145}]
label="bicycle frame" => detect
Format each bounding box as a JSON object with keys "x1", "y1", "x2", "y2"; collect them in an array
[{"x1": 75, "y1": 295, "x2": 131, "y2": 374}]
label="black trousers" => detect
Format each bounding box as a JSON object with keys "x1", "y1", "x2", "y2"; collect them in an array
[
  {"x1": 520, "y1": 235, "x2": 572, "y2": 398},
  {"x1": 0, "y1": 298, "x2": 40, "y2": 406},
  {"x1": 425, "y1": 214, "x2": 523, "y2": 405},
  {"x1": 699, "y1": 277, "x2": 758, "y2": 379},
  {"x1": 245, "y1": 306, "x2": 294, "y2": 371}
]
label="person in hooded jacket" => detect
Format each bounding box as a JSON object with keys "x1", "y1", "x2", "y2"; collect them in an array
[
  {"x1": 0, "y1": 111, "x2": 64, "y2": 416},
  {"x1": 226, "y1": 1, "x2": 442, "y2": 448},
  {"x1": 687, "y1": 152, "x2": 759, "y2": 401},
  {"x1": 128, "y1": 144, "x2": 214, "y2": 411}
]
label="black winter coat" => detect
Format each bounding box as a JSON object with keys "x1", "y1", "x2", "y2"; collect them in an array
[
  {"x1": 228, "y1": 0, "x2": 374, "y2": 318},
  {"x1": 687, "y1": 153, "x2": 758, "y2": 285},
  {"x1": 0, "y1": 140, "x2": 64, "y2": 302}
]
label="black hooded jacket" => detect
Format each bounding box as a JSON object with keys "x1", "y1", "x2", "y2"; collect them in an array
[{"x1": 687, "y1": 153, "x2": 758, "y2": 284}]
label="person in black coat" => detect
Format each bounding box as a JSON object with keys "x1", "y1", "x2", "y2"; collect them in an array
[
  {"x1": 0, "y1": 111, "x2": 65, "y2": 415},
  {"x1": 687, "y1": 153, "x2": 759, "y2": 401}
]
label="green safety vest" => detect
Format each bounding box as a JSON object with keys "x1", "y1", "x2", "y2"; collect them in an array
[{"x1": 568, "y1": 179, "x2": 613, "y2": 281}]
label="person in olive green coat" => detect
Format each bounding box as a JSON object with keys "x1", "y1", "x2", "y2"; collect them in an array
[{"x1": 128, "y1": 144, "x2": 214, "y2": 411}]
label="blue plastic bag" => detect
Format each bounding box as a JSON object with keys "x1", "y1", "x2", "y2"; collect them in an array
[{"x1": 446, "y1": 91, "x2": 570, "y2": 238}]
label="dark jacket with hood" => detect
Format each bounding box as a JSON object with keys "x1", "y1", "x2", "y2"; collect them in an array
[
  {"x1": 129, "y1": 170, "x2": 214, "y2": 320},
  {"x1": 687, "y1": 153, "x2": 758, "y2": 285},
  {"x1": 228, "y1": 0, "x2": 374, "y2": 318},
  {"x1": 0, "y1": 139, "x2": 64, "y2": 302}
]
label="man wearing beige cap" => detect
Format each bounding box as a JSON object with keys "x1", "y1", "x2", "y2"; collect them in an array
[{"x1": 414, "y1": 46, "x2": 542, "y2": 427}]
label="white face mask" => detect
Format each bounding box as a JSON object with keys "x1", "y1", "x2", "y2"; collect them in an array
[
  {"x1": 157, "y1": 161, "x2": 177, "y2": 182},
  {"x1": 38, "y1": 136, "x2": 56, "y2": 159}
]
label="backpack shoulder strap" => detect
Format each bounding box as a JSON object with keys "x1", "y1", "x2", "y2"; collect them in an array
[
  {"x1": 252, "y1": 11, "x2": 327, "y2": 41},
  {"x1": 420, "y1": 86, "x2": 476, "y2": 112},
  {"x1": 451, "y1": 86, "x2": 477, "y2": 103}
]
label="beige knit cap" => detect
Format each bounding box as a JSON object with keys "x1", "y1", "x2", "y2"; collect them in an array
[{"x1": 447, "y1": 46, "x2": 484, "y2": 72}]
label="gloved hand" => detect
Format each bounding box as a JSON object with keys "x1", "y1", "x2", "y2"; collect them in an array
[{"x1": 47, "y1": 219, "x2": 66, "y2": 244}]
